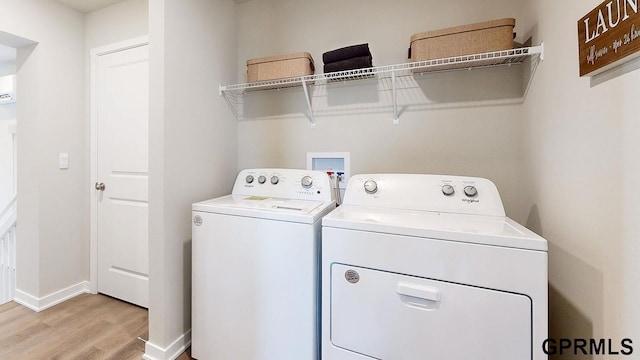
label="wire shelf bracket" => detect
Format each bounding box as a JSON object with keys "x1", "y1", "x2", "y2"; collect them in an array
[{"x1": 301, "y1": 79, "x2": 315, "y2": 128}]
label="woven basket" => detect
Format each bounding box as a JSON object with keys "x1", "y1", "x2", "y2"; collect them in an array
[
  {"x1": 409, "y1": 18, "x2": 515, "y2": 71},
  {"x1": 247, "y1": 52, "x2": 315, "y2": 83}
]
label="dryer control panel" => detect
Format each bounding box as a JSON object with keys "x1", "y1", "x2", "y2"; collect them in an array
[
  {"x1": 232, "y1": 168, "x2": 335, "y2": 202},
  {"x1": 343, "y1": 174, "x2": 505, "y2": 217}
]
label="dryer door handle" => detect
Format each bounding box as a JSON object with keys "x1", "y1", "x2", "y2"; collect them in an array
[{"x1": 397, "y1": 282, "x2": 441, "y2": 309}]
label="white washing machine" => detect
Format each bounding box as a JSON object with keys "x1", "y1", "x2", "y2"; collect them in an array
[
  {"x1": 192, "y1": 168, "x2": 336, "y2": 360},
  {"x1": 321, "y1": 174, "x2": 548, "y2": 360}
]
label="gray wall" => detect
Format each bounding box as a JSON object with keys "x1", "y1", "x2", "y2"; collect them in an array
[
  {"x1": 236, "y1": 0, "x2": 531, "y2": 222},
  {"x1": 0, "y1": 0, "x2": 148, "y2": 308},
  {"x1": 0, "y1": 0, "x2": 85, "y2": 301},
  {"x1": 237, "y1": 0, "x2": 640, "y2": 349},
  {"x1": 523, "y1": 0, "x2": 640, "y2": 349},
  {"x1": 147, "y1": 0, "x2": 238, "y2": 354},
  {"x1": 85, "y1": 0, "x2": 149, "y2": 49}
]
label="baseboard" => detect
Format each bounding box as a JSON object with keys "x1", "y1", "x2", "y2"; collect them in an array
[
  {"x1": 13, "y1": 281, "x2": 91, "y2": 312},
  {"x1": 143, "y1": 329, "x2": 191, "y2": 360}
]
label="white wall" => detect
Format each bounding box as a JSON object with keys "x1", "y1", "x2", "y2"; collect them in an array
[
  {"x1": 85, "y1": 0, "x2": 149, "y2": 49},
  {"x1": 0, "y1": 103, "x2": 16, "y2": 209},
  {"x1": 522, "y1": 0, "x2": 639, "y2": 349},
  {"x1": 620, "y1": 68, "x2": 640, "y2": 342},
  {"x1": 236, "y1": 0, "x2": 533, "y2": 222},
  {"x1": 147, "y1": 0, "x2": 237, "y2": 356},
  {"x1": 0, "y1": 1, "x2": 86, "y2": 302}
]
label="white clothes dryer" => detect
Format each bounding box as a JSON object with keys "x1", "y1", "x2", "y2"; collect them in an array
[
  {"x1": 321, "y1": 174, "x2": 548, "y2": 360},
  {"x1": 192, "y1": 168, "x2": 336, "y2": 360}
]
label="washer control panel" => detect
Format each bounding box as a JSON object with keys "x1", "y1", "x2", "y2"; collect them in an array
[
  {"x1": 232, "y1": 168, "x2": 335, "y2": 202},
  {"x1": 363, "y1": 180, "x2": 378, "y2": 194},
  {"x1": 345, "y1": 174, "x2": 505, "y2": 217},
  {"x1": 441, "y1": 184, "x2": 455, "y2": 196},
  {"x1": 301, "y1": 175, "x2": 313, "y2": 188}
]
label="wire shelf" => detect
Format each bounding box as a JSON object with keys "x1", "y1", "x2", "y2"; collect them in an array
[{"x1": 220, "y1": 44, "x2": 544, "y2": 126}]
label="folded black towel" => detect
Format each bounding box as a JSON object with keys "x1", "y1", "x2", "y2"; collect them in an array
[
  {"x1": 323, "y1": 44, "x2": 371, "y2": 64},
  {"x1": 324, "y1": 56, "x2": 373, "y2": 73}
]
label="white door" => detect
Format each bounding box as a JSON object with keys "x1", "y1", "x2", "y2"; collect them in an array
[{"x1": 94, "y1": 43, "x2": 149, "y2": 308}]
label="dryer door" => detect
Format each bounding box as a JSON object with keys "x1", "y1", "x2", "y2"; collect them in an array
[{"x1": 331, "y1": 264, "x2": 532, "y2": 360}]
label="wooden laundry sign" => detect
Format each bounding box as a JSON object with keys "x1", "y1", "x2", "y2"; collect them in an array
[{"x1": 578, "y1": 0, "x2": 640, "y2": 76}]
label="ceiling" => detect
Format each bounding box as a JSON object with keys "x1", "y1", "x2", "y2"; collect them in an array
[
  {"x1": 54, "y1": 0, "x2": 126, "y2": 13},
  {"x1": 55, "y1": 0, "x2": 252, "y2": 13}
]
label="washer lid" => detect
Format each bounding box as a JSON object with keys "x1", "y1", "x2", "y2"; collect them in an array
[
  {"x1": 322, "y1": 205, "x2": 547, "y2": 251},
  {"x1": 193, "y1": 195, "x2": 336, "y2": 224}
]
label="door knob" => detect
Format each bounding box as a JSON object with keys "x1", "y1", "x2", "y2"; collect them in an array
[{"x1": 95, "y1": 182, "x2": 106, "y2": 191}]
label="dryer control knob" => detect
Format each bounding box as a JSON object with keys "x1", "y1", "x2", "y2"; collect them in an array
[
  {"x1": 270, "y1": 176, "x2": 279, "y2": 185},
  {"x1": 258, "y1": 175, "x2": 266, "y2": 184},
  {"x1": 301, "y1": 176, "x2": 313, "y2": 189},
  {"x1": 464, "y1": 185, "x2": 478, "y2": 197},
  {"x1": 245, "y1": 175, "x2": 254, "y2": 184},
  {"x1": 364, "y1": 180, "x2": 378, "y2": 194},
  {"x1": 442, "y1": 184, "x2": 455, "y2": 196}
]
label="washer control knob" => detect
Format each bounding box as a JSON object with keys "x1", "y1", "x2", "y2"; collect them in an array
[
  {"x1": 364, "y1": 180, "x2": 378, "y2": 194},
  {"x1": 301, "y1": 175, "x2": 313, "y2": 189},
  {"x1": 245, "y1": 175, "x2": 254, "y2": 184},
  {"x1": 464, "y1": 185, "x2": 478, "y2": 197},
  {"x1": 442, "y1": 184, "x2": 455, "y2": 196},
  {"x1": 270, "y1": 176, "x2": 279, "y2": 185},
  {"x1": 258, "y1": 175, "x2": 266, "y2": 184}
]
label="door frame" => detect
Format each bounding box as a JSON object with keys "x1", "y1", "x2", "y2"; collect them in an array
[{"x1": 89, "y1": 36, "x2": 149, "y2": 293}]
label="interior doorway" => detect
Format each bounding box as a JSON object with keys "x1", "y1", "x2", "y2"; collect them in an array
[
  {"x1": 90, "y1": 37, "x2": 149, "y2": 308},
  {"x1": 0, "y1": 43, "x2": 17, "y2": 305}
]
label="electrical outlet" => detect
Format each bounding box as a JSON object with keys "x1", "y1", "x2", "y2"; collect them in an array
[{"x1": 59, "y1": 153, "x2": 69, "y2": 169}]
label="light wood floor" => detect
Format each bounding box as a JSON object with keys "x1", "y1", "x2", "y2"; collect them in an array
[{"x1": 0, "y1": 293, "x2": 192, "y2": 360}]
